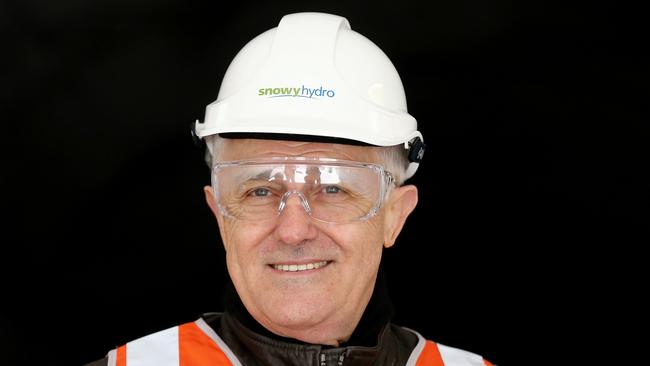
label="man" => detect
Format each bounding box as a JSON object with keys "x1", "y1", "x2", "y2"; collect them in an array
[{"x1": 87, "y1": 12, "x2": 494, "y2": 366}]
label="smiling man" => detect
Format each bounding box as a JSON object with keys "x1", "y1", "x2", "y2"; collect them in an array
[
  {"x1": 206, "y1": 139, "x2": 412, "y2": 350},
  {"x1": 87, "y1": 12, "x2": 494, "y2": 366}
]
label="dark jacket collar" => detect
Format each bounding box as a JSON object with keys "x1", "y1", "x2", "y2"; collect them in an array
[{"x1": 215, "y1": 310, "x2": 417, "y2": 366}]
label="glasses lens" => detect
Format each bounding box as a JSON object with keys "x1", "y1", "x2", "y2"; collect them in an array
[{"x1": 212, "y1": 160, "x2": 385, "y2": 223}]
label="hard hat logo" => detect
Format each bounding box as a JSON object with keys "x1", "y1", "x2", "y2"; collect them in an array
[{"x1": 258, "y1": 85, "x2": 336, "y2": 99}]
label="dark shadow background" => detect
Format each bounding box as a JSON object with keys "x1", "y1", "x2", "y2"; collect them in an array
[{"x1": 4, "y1": 1, "x2": 647, "y2": 365}]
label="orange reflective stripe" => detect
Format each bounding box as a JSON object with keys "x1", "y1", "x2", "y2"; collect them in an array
[
  {"x1": 116, "y1": 345, "x2": 126, "y2": 366},
  {"x1": 416, "y1": 340, "x2": 445, "y2": 366},
  {"x1": 179, "y1": 322, "x2": 233, "y2": 366},
  {"x1": 484, "y1": 360, "x2": 494, "y2": 366}
]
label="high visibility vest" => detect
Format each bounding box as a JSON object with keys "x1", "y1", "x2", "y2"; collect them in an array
[{"x1": 107, "y1": 318, "x2": 495, "y2": 366}]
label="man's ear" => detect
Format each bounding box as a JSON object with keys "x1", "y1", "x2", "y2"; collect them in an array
[
  {"x1": 383, "y1": 184, "x2": 418, "y2": 248},
  {"x1": 203, "y1": 185, "x2": 221, "y2": 223},
  {"x1": 204, "y1": 185, "x2": 231, "y2": 252}
]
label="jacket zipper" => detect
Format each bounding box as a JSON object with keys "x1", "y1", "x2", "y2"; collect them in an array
[
  {"x1": 319, "y1": 351, "x2": 346, "y2": 366},
  {"x1": 337, "y1": 352, "x2": 346, "y2": 366}
]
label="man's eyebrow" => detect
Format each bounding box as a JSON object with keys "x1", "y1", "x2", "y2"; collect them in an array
[{"x1": 235, "y1": 168, "x2": 277, "y2": 182}]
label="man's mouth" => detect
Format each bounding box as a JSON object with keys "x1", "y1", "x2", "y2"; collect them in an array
[{"x1": 270, "y1": 260, "x2": 331, "y2": 272}]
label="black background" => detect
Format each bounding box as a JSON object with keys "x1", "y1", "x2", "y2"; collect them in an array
[{"x1": 4, "y1": 1, "x2": 647, "y2": 365}]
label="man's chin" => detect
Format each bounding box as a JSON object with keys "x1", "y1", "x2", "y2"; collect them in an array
[
  {"x1": 259, "y1": 306, "x2": 336, "y2": 334},
  {"x1": 267, "y1": 309, "x2": 328, "y2": 329},
  {"x1": 264, "y1": 317, "x2": 344, "y2": 346}
]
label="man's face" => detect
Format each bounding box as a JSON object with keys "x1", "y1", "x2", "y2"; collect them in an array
[{"x1": 204, "y1": 138, "x2": 417, "y2": 345}]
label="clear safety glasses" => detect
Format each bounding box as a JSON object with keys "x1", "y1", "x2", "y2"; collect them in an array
[{"x1": 211, "y1": 157, "x2": 395, "y2": 224}]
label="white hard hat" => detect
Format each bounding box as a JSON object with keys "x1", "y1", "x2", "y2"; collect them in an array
[{"x1": 193, "y1": 12, "x2": 424, "y2": 179}]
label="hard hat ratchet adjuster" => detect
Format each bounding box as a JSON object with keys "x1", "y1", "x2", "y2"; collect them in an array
[{"x1": 407, "y1": 137, "x2": 425, "y2": 163}]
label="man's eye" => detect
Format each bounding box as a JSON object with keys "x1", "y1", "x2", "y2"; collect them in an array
[
  {"x1": 323, "y1": 185, "x2": 342, "y2": 194},
  {"x1": 251, "y1": 188, "x2": 271, "y2": 197}
]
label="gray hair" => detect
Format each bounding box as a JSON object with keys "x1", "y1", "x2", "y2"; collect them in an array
[{"x1": 203, "y1": 135, "x2": 410, "y2": 185}]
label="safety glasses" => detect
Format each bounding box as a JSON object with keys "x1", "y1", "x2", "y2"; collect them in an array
[{"x1": 211, "y1": 157, "x2": 394, "y2": 224}]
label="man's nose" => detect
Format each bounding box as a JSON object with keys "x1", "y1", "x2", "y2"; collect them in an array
[{"x1": 274, "y1": 192, "x2": 318, "y2": 245}]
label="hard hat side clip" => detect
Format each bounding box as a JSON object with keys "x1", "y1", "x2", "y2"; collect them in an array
[
  {"x1": 407, "y1": 137, "x2": 425, "y2": 163},
  {"x1": 191, "y1": 120, "x2": 205, "y2": 148}
]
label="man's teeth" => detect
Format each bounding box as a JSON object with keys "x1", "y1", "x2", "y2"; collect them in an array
[{"x1": 273, "y1": 261, "x2": 329, "y2": 272}]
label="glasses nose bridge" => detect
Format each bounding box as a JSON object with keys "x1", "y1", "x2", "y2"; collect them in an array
[{"x1": 277, "y1": 189, "x2": 312, "y2": 216}]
